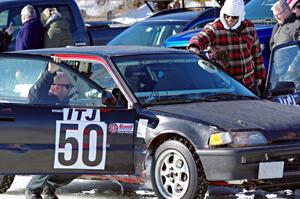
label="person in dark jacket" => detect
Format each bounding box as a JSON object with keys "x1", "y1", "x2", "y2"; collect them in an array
[
  {"x1": 15, "y1": 4, "x2": 44, "y2": 50},
  {"x1": 28, "y1": 61, "x2": 71, "y2": 105},
  {"x1": 26, "y1": 58, "x2": 78, "y2": 199},
  {"x1": 270, "y1": 0, "x2": 300, "y2": 50},
  {"x1": 0, "y1": 23, "x2": 13, "y2": 52},
  {"x1": 40, "y1": 8, "x2": 72, "y2": 48}
]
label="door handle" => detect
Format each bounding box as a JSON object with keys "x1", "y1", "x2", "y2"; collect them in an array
[{"x1": 75, "y1": 42, "x2": 87, "y2": 46}]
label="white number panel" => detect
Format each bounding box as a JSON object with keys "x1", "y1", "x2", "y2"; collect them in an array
[{"x1": 54, "y1": 108, "x2": 107, "y2": 170}]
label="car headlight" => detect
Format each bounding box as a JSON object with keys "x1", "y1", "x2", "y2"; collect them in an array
[{"x1": 209, "y1": 131, "x2": 268, "y2": 147}]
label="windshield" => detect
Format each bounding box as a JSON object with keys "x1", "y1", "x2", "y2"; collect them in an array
[
  {"x1": 112, "y1": 54, "x2": 256, "y2": 106},
  {"x1": 269, "y1": 43, "x2": 300, "y2": 90},
  {"x1": 245, "y1": 0, "x2": 277, "y2": 22},
  {"x1": 108, "y1": 21, "x2": 186, "y2": 46}
]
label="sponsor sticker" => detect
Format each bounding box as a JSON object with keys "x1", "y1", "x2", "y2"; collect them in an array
[
  {"x1": 137, "y1": 119, "x2": 148, "y2": 138},
  {"x1": 108, "y1": 123, "x2": 118, "y2": 134},
  {"x1": 108, "y1": 123, "x2": 134, "y2": 134}
]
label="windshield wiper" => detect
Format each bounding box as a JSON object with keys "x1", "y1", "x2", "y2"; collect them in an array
[
  {"x1": 202, "y1": 93, "x2": 258, "y2": 101},
  {"x1": 143, "y1": 93, "x2": 198, "y2": 106}
]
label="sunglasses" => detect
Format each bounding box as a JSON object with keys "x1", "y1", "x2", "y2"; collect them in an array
[
  {"x1": 224, "y1": 14, "x2": 239, "y2": 20},
  {"x1": 53, "y1": 84, "x2": 72, "y2": 89}
]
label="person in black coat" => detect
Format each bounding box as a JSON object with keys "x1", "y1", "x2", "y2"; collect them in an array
[
  {"x1": 28, "y1": 61, "x2": 71, "y2": 105},
  {"x1": 26, "y1": 58, "x2": 79, "y2": 199},
  {"x1": 0, "y1": 23, "x2": 13, "y2": 52}
]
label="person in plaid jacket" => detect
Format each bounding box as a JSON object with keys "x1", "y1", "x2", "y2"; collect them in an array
[{"x1": 188, "y1": 0, "x2": 265, "y2": 96}]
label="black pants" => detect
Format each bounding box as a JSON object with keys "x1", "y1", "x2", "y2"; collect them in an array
[{"x1": 26, "y1": 175, "x2": 79, "y2": 194}]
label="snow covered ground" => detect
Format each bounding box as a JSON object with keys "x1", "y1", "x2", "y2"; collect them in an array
[
  {"x1": 75, "y1": 0, "x2": 221, "y2": 24},
  {"x1": 0, "y1": 175, "x2": 298, "y2": 199}
]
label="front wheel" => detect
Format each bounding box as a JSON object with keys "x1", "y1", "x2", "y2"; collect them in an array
[{"x1": 151, "y1": 139, "x2": 207, "y2": 199}]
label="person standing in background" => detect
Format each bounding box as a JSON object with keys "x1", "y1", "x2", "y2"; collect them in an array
[
  {"x1": 270, "y1": 0, "x2": 300, "y2": 50},
  {"x1": 188, "y1": 0, "x2": 265, "y2": 96},
  {"x1": 40, "y1": 8, "x2": 72, "y2": 48},
  {"x1": 15, "y1": 4, "x2": 44, "y2": 50},
  {"x1": 269, "y1": 0, "x2": 300, "y2": 81}
]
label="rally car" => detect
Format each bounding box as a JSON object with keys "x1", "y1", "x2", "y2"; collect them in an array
[{"x1": 1, "y1": 46, "x2": 300, "y2": 198}]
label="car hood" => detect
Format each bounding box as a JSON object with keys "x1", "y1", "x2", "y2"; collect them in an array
[{"x1": 148, "y1": 100, "x2": 300, "y2": 141}]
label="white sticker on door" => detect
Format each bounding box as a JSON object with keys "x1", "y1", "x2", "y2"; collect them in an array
[
  {"x1": 54, "y1": 108, "x2": 107, "y2": 170},
  {"x1": 137, "y1": 119, "x2": 148, "y2": 138}
]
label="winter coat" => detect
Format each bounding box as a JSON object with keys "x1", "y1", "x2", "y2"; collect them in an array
[
  {"x1": 270, "y1": 14, "x2": 300, "y2": 50},
  {"x1": 44, "y1": 15, "x2": 72, "y2": 48},
  {"x1": 0, "y1": 30, "x2": 12, "y2": 52},
  {"x1": 188, "y1": 19, "x2": 265, "y2": 88},
  {"x1": 15, "y1": 18, "x2": 44, "y2": 50}
]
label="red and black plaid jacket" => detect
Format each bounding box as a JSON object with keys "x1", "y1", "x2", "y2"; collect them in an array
[{"x1": 188, "y1": 19, "x2": 266, "y2": 88}]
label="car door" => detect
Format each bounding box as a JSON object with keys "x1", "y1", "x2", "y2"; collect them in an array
[
  {"x1": 0, "y1": 54, "x2": 136, "y2": 175},
  {"x1": 264, "y1": 41, "x2": 300, "y2": 105}
]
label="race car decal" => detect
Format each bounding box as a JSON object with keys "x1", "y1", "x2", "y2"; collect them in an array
[
  {"x1": 137, "y1": 119, "x2": 148, "y2": 138},
  {"x1": 54, "y1": 108, "x2": 107, "y2": 170},
  {"x1": 108, "y1": 123, "x2": 134, "y2": 134},
  {"x1": 277, "y1": 95, "x2": 297, "y2": 106}
]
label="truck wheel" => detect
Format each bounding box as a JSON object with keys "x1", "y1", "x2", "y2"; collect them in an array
[
  {"x1": 151, "y1": 139, "x2": 207, "y2": 199},
  {"x1": 0, "y1": 175, "x2": 14, "y2": 193}
]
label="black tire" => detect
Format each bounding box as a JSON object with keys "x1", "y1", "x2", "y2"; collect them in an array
[
  {"x1": 151, "y1": 139, "x2": 207, "y2": 199},
  {"x1": 0, "y1": 175, "x2": 15, "y2": 193}
]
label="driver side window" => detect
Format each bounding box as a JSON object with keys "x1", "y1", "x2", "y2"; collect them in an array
[
  {"x1": 0, "y1": 57, "x2": 46, "y2": 103},
  {"x1": 60, "y1": 60, "x2": 124, "y2": 107},
  {"x1": 270, "y1": 46, "x2": 300, "y2": 90}
]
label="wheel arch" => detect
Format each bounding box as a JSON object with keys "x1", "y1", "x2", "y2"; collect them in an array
[{"x1": 148, "y1": 131, "x2": 198, "y2": 156}]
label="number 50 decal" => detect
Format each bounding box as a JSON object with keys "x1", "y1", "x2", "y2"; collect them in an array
[{"x1": 54, "y1": 120, "x2": 107, "y2": 170}]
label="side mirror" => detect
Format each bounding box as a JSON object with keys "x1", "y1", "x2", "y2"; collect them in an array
[
  {"x1": 101, "y1": 90, "x2": 117, "y2": 106},
  {"x1": 267, "y1": 81, "x2": 295, "y2": 97}
]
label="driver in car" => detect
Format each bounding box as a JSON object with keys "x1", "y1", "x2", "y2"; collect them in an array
[{"x1": 26, "y1": 56, "x2": 78, "y2": 199}]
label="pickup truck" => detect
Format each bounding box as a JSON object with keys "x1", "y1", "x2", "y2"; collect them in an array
[{"x1": 0, "y1": 0, "x2": 128, "y2": 51}]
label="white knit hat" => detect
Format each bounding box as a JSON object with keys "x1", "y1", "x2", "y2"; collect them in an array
[{"x1": 220, "y1": 0, "x2": 245, "y2": 30}]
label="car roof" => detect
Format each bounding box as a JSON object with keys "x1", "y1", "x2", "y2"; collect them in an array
[
  {"x1": 145, "y1": 10, "x2": 200, "y2": 22},
  {"x1": 12, "y1": 46, "x2": 191, "y2": 57}
]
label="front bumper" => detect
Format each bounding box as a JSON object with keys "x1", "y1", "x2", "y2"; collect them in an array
[{"x1": 197, "y1": 142, "x2": 300, "y2": 183}]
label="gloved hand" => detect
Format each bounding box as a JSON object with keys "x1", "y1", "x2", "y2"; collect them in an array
[
  {"x1": 207, "y1": 46, "x2": 228, "y2": 67},
  {"x1": 188, "y1": 46, "x2": 200, "y2": 55}
]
